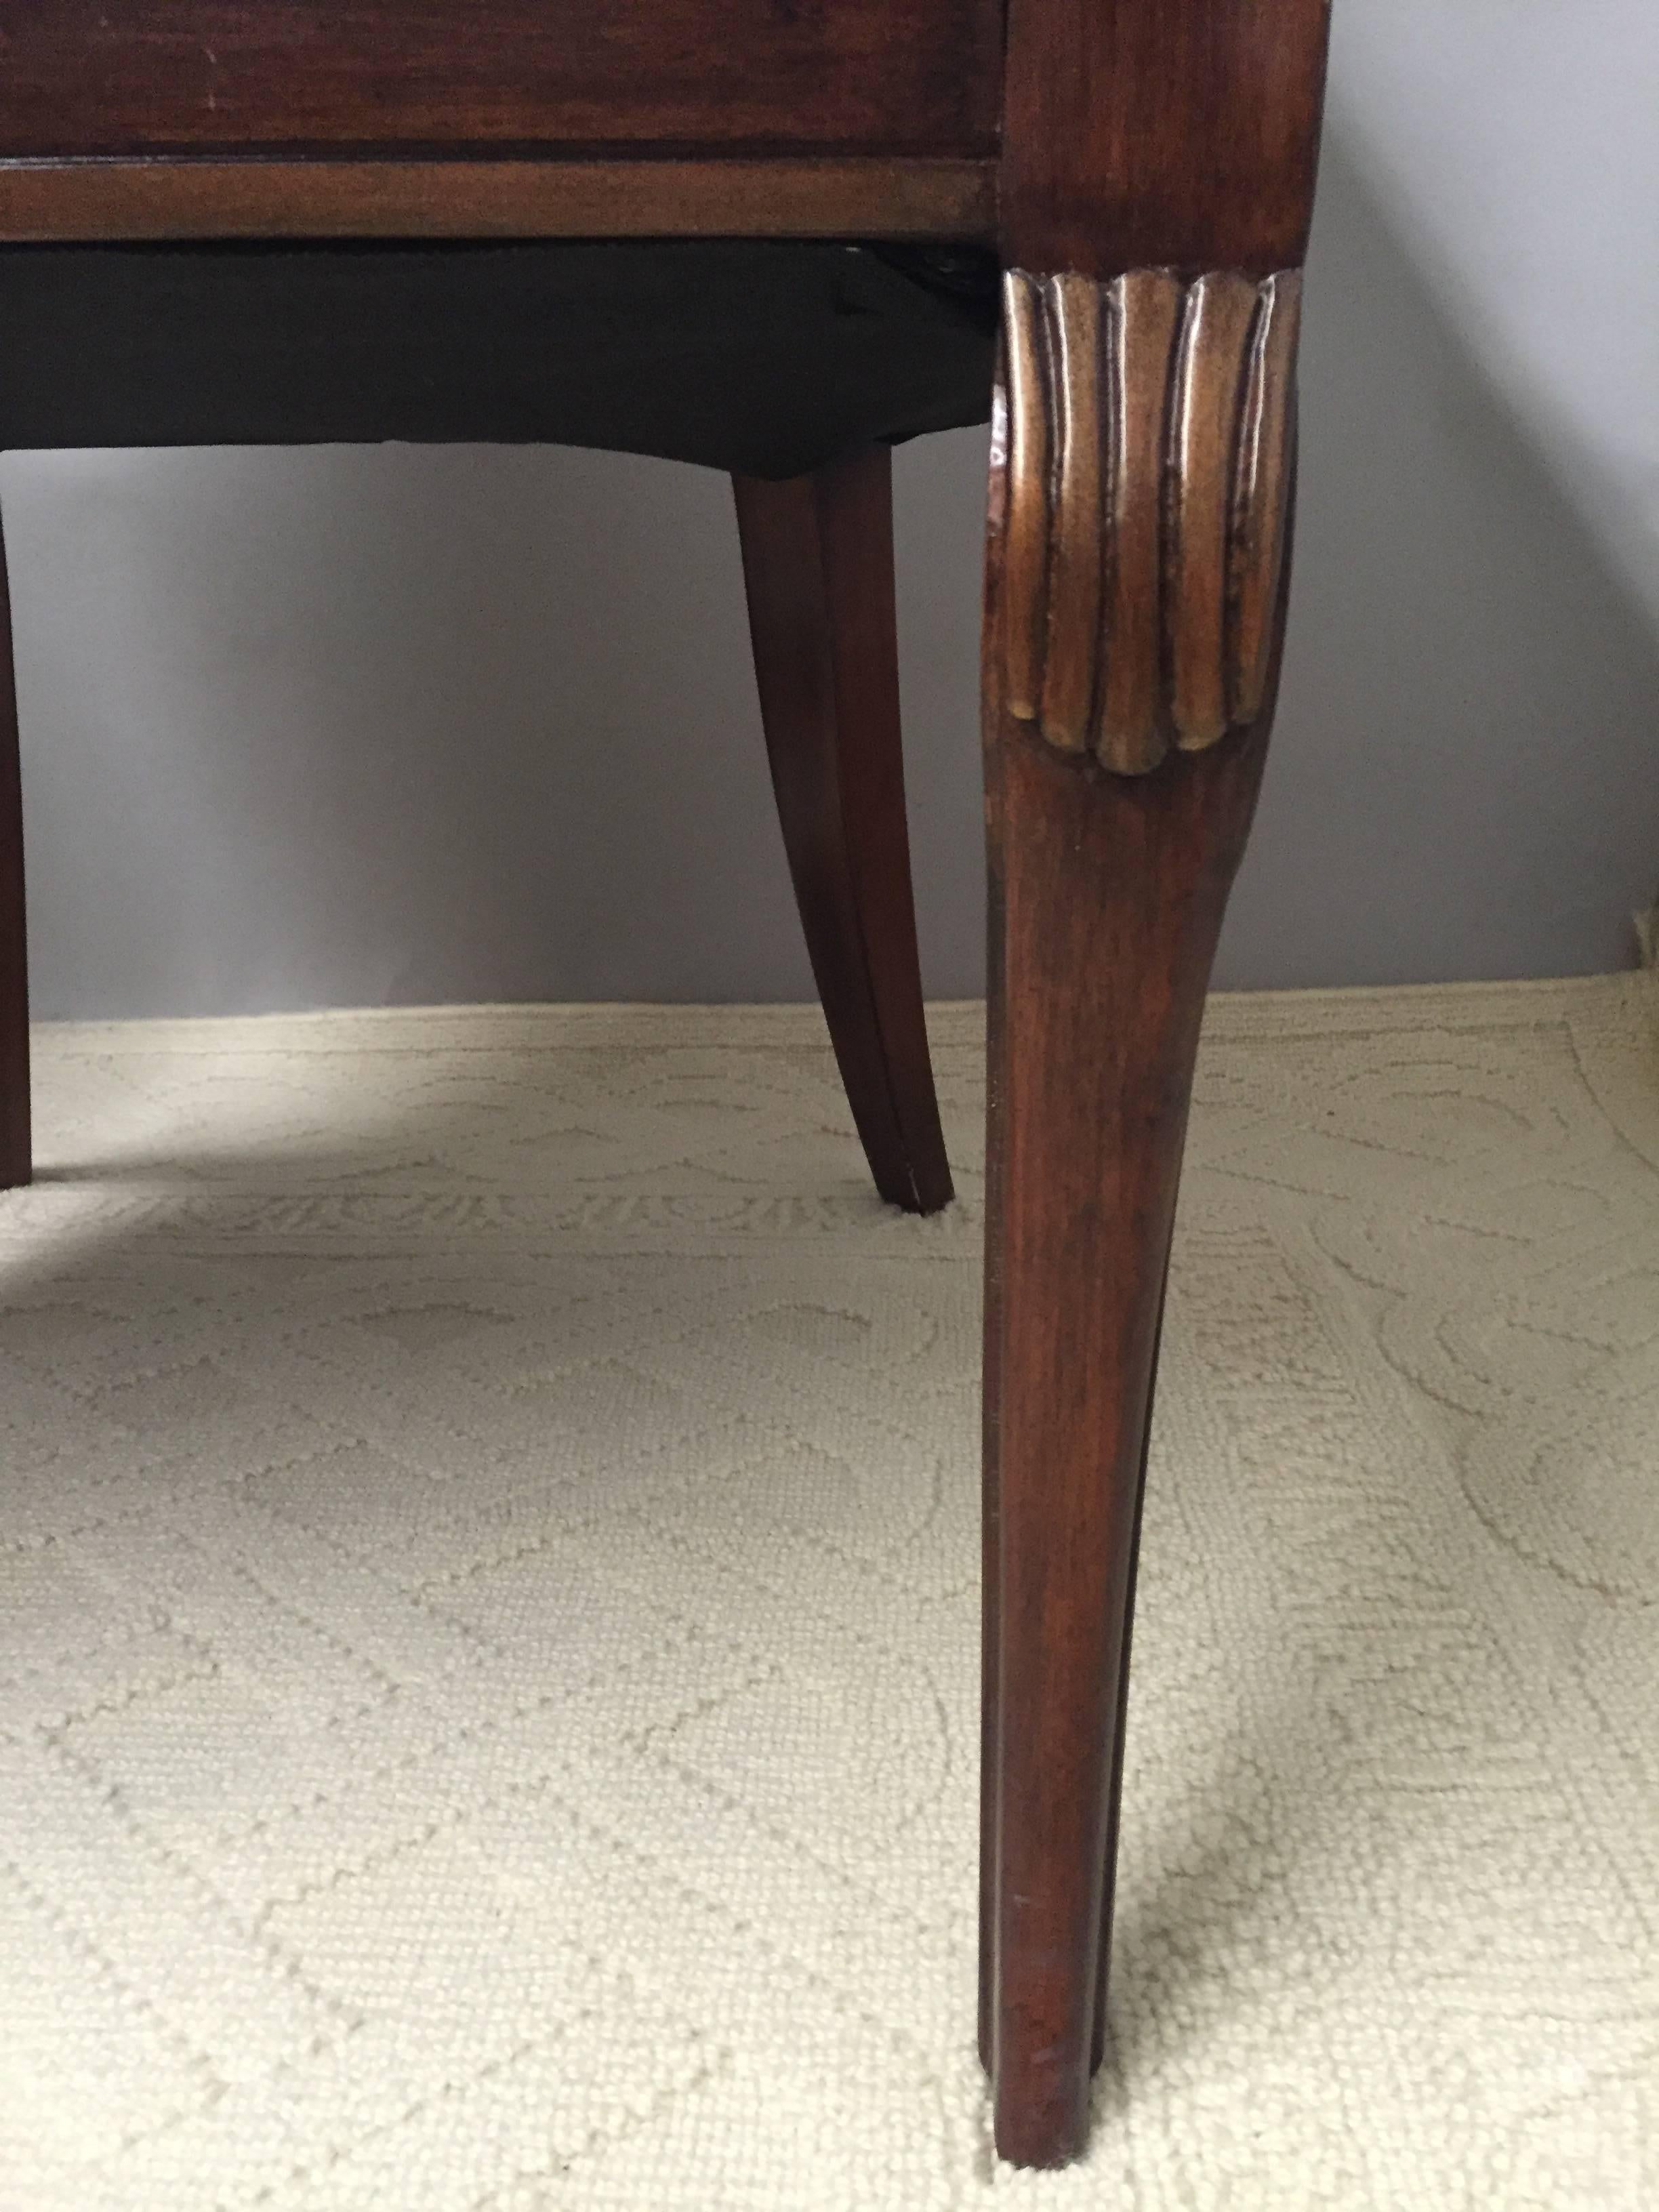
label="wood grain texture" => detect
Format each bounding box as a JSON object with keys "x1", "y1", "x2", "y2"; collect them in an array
[
  {"x1": 1000, "y1": 0, "x2": 1332, "y2": 276},
  {"x1": 1101, "y1": 270, "x2": 1185, "y2": 773},
  {"x1": 977, "y1": 371, "x2": 1014, "y2": 2081},
  {"x1": 0, "y1": 0, "x2": 1332, "y2": 2171},
  {"x1": 999, "y1": 275, "x2": 1050, "y2": 726},
  {"x1": 1229, "y1": 271, "x2": 1304, "y2": 724},
  {"x1": 1000, "y1": 267, "x2": 1302, "y2": 774},
  {"x1": 0, "y1": 506, "x2": 30, "y2": 1191},
  {"x1": 0, "y1": 157, "x2": 998, "y2": 245},
  {"x1": 1166, "y1": 272, "x2": 1263, "y2": 750},
  {"x1": 979, "y1": 453, "x2": 1293, "y2": 2156},
  {"x1": 1088, "y1": 1265, "x2": 1166, "y2": 2076},
  {"x1": 734, "y1": 448, "x2": 953, "y2": 1216},
  {"x1": 1037, "y1": 274, "x2": 1106, "y2": 751},
  {"x1": 982, "y1": 718, "x2": 1275, "y2": 2168},
  {"x1": 0, "y1": 1, "x2": 1002, "y2": 159}
]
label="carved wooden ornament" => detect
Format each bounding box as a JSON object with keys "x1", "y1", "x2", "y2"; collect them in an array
[{"x1": 999, "y1": 267, "x2": 1301, "y2": 775}]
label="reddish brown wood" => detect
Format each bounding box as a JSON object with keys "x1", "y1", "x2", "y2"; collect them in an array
[
  {"x1": 1089, "y1": 1264, "x2": 1165, "y2": 2076},
  {"x1": 1000, "y1": 0, "x2": 1332, "y2": 277},
  {"x1": 977, "y1": 640, "x2": 1008, "y2": 2069},
  {"x1": 999, "y1": 267, "x2": 1300, "y2": 775},
  {"x1": 0, "y1": 506, "x2": 30, "y2": 1191},
  {"x1": 0, "y1": 157, "x2": 998, "y2": 246},
  {"x1": 982, "y1": 710, "x2": 1273, "y2": 2168},
  {"x1": 0, "y1": 2, "x2": 1001, "y2": 160},
  {"x1": 985, "y1": 0, "x2": 1328, "y2": 2148},
  {"x1": 734, "y1": 447, "x2": 952, "y2": 1216},
  {"x1": 981, "y1": 352, "x2": 1298, "y2": 2152},
  {"x1": 0, "y1": 0, "x2": 1333, "y2": 2163}
]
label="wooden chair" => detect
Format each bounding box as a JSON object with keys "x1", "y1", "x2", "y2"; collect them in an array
[
  {"x1": 0, "y1": 233, "x2": 987, "y2": 1210},
  {"x1": 0, "y1": 0, "x2": 1332, "y2": 2166}
]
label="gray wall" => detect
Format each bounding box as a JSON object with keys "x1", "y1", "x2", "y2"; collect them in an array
[
  {"x1": 8, "y1": 143, "x2": 1658, "y2": 1019},
  {"x1": 1330, "y1": 0, "x2": 1659, "y2": 628}
]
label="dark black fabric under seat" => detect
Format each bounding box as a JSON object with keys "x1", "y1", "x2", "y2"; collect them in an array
[{"x1": 0, "y1": 240, "x2": 999, "y2": 480}]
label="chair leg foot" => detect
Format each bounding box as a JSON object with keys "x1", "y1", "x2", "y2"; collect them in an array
[{"x1": 733, "y1": 447, "x2": 952, "y2": 1215}]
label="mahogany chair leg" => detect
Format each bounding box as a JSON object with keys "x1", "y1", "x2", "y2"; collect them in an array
[
  {"x1": 1088, "y1": 1265, "x2": 1166, "y2": 2076},
  {"x1": 0, "y1": 499, "x2": 30, "y2": 1192},
  {"x1": 983, "y1": 724, "x2": 1271, "y2": 2165},
  {"x1": 985, "y1": 1248, "x2": 1168, "y2": 2091},
  {"x1": 979, "y1": 266, "x2": 1300, "y2": 2165},
  {"x1": 733, "y1": 445, "x2": 953, "y2": 1215}
]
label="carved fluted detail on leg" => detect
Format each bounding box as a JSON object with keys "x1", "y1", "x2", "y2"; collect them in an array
[{"x1": 1000, "y1": 266, "x2": 1301, "y2": 775}]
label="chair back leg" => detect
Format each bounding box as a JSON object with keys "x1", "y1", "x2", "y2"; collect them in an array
[{"x1": 734, "y1": 445, "x2": 953, "y2": 1215}]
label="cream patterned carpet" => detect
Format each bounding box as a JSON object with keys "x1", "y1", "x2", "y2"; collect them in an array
[{"x1": 3, "y1": 979, "x2": 1657, "y2": 2209}]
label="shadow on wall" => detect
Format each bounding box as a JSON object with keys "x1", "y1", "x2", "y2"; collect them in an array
[
  {"x1": 3, "y1": 131, "x2": 1657, "y2": 1020},
  {"x1": 1228, "y1": 136, "x2": 1659, "y2": 989}
]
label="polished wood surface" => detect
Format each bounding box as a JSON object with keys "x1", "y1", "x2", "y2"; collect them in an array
[
  {"x1": 0, "y1": 511, "x2": 29, "y2": 1191},
  {"x1": 0, "y1": 0, "x2": 1334, "y2": 2167},
  {"x1": 982, "y1": 0, "x2": 1328, "y2": 2163},
  {"x1": 734, "y1": 448, "x2": 952, "y2": 1216},
  {"x1": 0, "y1": 1, "x2": 1002, "y2": 159},
  {"x1": 1088, "y1": 1262, "x2": 1166, "y2": 2076},
  {"x1": 1000, "y1": 0, "x2": 1332, "y2": 275},
  {"x1": 0, "y1": 156, "x2": 997, "y2": 245},
  {"x1": 980, "y1": 623, "x2": 1279, "y2": 2168},
  {"x1": 1001, "y1": 267, "x2": 1301, "y2": 772}
]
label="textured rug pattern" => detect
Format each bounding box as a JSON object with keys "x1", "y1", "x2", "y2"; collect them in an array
[{"x1": 2, "y1": 980, "x2": 1656, "y2": 2208}]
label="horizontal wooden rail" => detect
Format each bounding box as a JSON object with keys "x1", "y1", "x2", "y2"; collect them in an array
[{"x1": 0, "y1": 157, "x2": 998, "y2": 245}]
